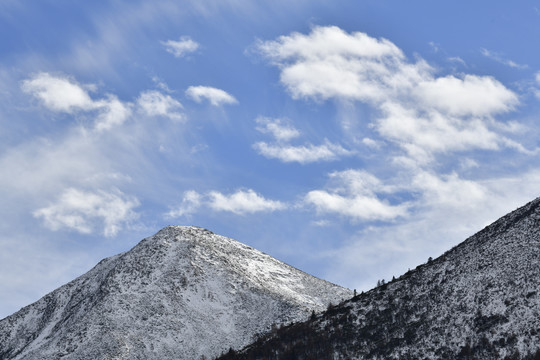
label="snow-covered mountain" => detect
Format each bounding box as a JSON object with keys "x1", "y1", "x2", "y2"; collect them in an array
[
  {"x1": 0, "y1": 226, "x2": 352, "y2": 360},
  {"x1": 219, "y1": 198, "x2": 540, "y2": 359}
]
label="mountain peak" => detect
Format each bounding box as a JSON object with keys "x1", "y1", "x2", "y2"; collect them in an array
[
  {"x1": 461, "y1": 196, "x2": 540, "y2": 247},
  {"x1": 0, "y1": 226, "x2": 351, "y2": 360},
  {"x1": 156, "y1": 224, "x2": 214, "y2": 236}
]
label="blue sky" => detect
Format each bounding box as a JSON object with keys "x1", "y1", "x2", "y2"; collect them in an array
[{"x1": 2, "y1": 0, "x2": 540, "y2": 318}]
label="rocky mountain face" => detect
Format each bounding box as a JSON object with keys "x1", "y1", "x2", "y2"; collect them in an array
[
  {"x1": 219, "y1": 198, "x2": 540, "y2": 360},
  {"x1": 0, "y1": 226, "x2": 352, "y2": 360}
]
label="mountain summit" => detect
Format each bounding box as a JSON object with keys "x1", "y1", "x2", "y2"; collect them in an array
[
  {"x1": 0, "y1": 226, "x2": 351, "y2": 360},
  {"x1": 219, "y1": 198, "x2": 540, "y2": 359}
]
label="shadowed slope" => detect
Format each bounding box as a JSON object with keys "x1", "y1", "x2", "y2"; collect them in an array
[{"x1": 220, "y1": 198, "x2": 540, "y2": 359}]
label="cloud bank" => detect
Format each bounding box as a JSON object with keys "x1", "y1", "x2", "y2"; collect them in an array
[{"x1": 257, "y1": 26, "x2": 520, "y2": 165}]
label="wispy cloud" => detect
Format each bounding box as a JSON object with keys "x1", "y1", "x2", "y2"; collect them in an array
[
  {"x1": 166, "y1": 190, "x2": 202, "y2": 218},
  {"x1": 480, "y1": 48, "x2": 528, "y2": 69},
  {"x1": 254, "y1": 141, "x2": 352, "y2": 164},
  {"x1": 137, "y1": 90, "x2": 184, "y2": 121},
  {"x1": 255, "y1": 117, "x2": 300, "y2": 142},
  {"x1": 33, "y1": 188, "x2": 139, "y2": 237},
  {"x1": 361, "y1": 137, "x2": 381, "y2": 149},
  {"x1": 94, "y1": 95, "x2": 132, "y2": 131},
  {"x1": 185, "y1": 85, "x2": 238, "y2": 106},
  {"x1": 305, "y1": 169, "x2": 408, "y2": 221},
  {"x1": 448, "y1": 56, "x2": 466, "y2": 66},
  {"x1": 376, "y1": 102, "x2": 503, "y2": 164},
  {"x1": 11, "y1": 72, "x2": 201, "y2": 242},
  {"x1": 161, "y1": 36, "x2": 200, "y2": 58},
  {"x1": 253, "y1": 116, "x2": 353, "y2": 163},
  {"x1": 411, "y1": 171, "x2": 486, "y2": 209}
]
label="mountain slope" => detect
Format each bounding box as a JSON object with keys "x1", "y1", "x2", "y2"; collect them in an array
[
  {"x1": 0, "y1": 226, "x2": 352, "y2": 360},
  {"x1": 219, "y1": 198, "x2": 540, "y2": 359}
]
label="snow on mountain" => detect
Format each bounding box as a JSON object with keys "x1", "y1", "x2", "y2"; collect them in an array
[
  {"x1": 0, "y1": 226, "x2": 352, "y2": 360},
  {"x1": 219, "y1": 198, "x2": 540, "y2": 359}
]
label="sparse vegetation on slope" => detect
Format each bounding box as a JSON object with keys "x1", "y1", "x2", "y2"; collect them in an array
[{"x1": 218, "y1": 198, "x2": 540, "y2": 360}]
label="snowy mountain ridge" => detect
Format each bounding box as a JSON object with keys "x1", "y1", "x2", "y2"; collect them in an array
[
  {"x1": 219, "y1": 197, "x2": 540, "y2": 359},
  {"x1": 0, "y1": 226, "x2": 352, "y2": 360}
]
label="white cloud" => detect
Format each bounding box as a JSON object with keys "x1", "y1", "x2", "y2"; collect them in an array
[
  {"x1": 137, "y1": 90, "x2": 184, "y2": 121},
  {"x1": 161, "y1": 36, "x2": 199, "y2": 58},
  {"x1": 256, "y1": 25, "x2": 425, "y2": 103},
  {"x1": 257, "y1": 27, "x2": 521, "y2": 162},
  {"x1": 254, "y1": 140, "x2": 352, "y2": 164},
  {"x1": 305, "y1": 169, "x2": 408, "y2": 221},
  {"x1": 258, "y1": 25, "x2": 403, "y2": 64},
  {"x1": 255, "y1": 116, "x2": 300, "y2": 141},
  {"x1": 324, "y1": 169, "x2": 540, "y2": 293},
  {"x1": 94, "y1": 95, "x2": 132, "y2": 131},
  {"x1": 411, "y1": 171, "x2": 487, "y2": 209},
  {"x1": 166, "y1": 190, "x2": 202, "y2": 218},
  {"x1": 33, "y1": 188, "x2": 139, "y2": 237},
  {"x1": 253, "y1": 115, "x2": 352, "y2": 163},
  {"x1": 361, "y1": 137, "x2": 381, "y2": 149},
  {"x1": 414, "y1": 74, "x2": 518, "y2": 117},
  {"x1": 185, "y1": 85, "x2": 238, "y2": 106},
  {"x1": 22, "y1": 72, "x2": 132, "y2": 131},
  {"x1": 376, "y1": 102, "x2": 502, "y2": 160},
  {"x1": 21, "y1": 73, "x2": 95, "y2": 112},
  {"x1": 168, "y1": 189, "x2": 286, "y2": 216},
  {"x1": 208, "y1": 189, "x2": 286, "y2": 214},
  {"x1": 10, "y1": 73, "x2": 200, "y2": 240}
]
